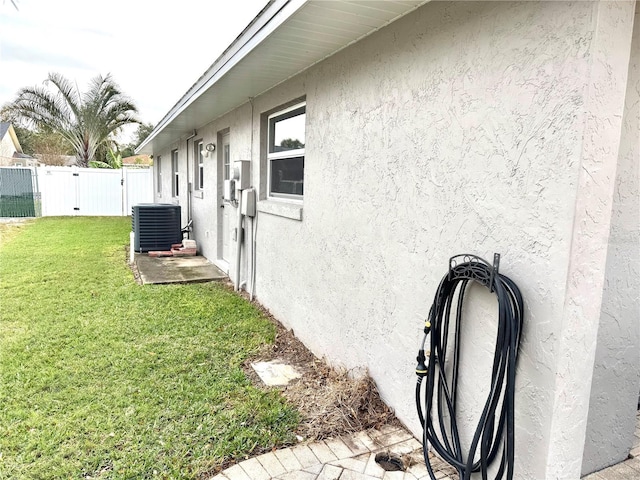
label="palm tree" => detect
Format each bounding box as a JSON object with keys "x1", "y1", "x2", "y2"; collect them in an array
[{"x1": 5, "y1": 73, "x2": 139, "y2": 167}]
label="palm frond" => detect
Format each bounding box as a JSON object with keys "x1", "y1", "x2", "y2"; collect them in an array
[{"x1": 6, "y1": 72, "x2": 139, "y2": 167}]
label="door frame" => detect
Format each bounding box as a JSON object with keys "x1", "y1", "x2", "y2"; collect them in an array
[{"x1": 215, "y1": 130, "x2": 231, "y2": 273}]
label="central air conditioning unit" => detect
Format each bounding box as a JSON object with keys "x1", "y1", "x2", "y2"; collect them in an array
[{"x1": 132, "y1": 204, "x2": 182, "y2": 252}]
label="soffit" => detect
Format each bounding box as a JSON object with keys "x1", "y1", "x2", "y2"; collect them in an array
[{"x1": 137, "y1": 0, "x2": 427, "y2": 155}]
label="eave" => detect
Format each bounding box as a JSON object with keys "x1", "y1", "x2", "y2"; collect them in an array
[{"x1": 137, "y1": 0, "x2": 428, "y2": 155}]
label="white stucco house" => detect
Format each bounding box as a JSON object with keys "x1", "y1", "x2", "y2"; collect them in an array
[
  {"x1": 0, "y1": 122, "x2": 43, "y2": 167},
  {"x1": 0, "y1": 122, "x2": 21, "y2": 164},
  {"x1": 138, "y1": 1, "x2": 639, "y2": 478}
]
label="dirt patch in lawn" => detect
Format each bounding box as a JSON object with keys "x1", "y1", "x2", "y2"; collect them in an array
[
  {"x1": 0, "y1": 218, "x2": 32, "y2": 248},
  {"x1": 243, "y1": 302, "x2": 401, "y2": 442}
]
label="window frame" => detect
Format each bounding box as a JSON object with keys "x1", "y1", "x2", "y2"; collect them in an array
[
  {"x1": 267, "y1": 102, "x2": 306, "y2": 201},
  {"x1": 194, "y1": 139, "x2": 204, "y2": 190},
  {"x1": 171, "y1": 149, "x2": 179, "y2": 197}
]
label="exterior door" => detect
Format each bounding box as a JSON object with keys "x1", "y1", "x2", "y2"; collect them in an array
[{"x1": 217, "y1": 133, "x2": 231, "y2": 271}]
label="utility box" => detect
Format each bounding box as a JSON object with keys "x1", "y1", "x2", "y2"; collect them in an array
[
  {"x1": 241, "y1": 189, "x2": 256, "y2": 217},
  {"x1": 233, "y1": 160, "x2": 251, "y2": 190}
]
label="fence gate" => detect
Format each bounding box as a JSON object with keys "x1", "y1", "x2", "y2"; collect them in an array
[
  {"x1": 0, "y1": 167, "x2": 40, "y2": 217},
  {"x1": 37, "y1": 166, "x2": 152, "y2": 217}
]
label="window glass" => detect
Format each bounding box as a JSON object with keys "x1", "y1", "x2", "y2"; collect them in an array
[
  {"x1": 270, "y1": 156, "x2": 304, "y2": 195},
  {"x1": 195, "y1": 140, "x2": 204, "y2": 190},
  {"x1": 267, "y1": 102, "x2": 305, "y2": 200},
  {"x1": 223, "y1": 142, "x2": 230, "y2": 180},
  {"x1": 156, "y1": 156, "x2": 162, "y2": 194},
  {"x1": 172, "y1": 150, "x2": 179, "y2": 197},
  {"x1": 270, "y1": 110, "x2": 305, "y2": 153}
]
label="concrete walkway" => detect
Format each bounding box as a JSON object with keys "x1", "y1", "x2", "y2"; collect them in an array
[{"x1": 210, "y1": 412, "x2": 640, "y2": 480}]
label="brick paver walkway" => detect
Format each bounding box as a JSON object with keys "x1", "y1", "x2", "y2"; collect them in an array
[
  {"x1": 209, "y1": 425, "x2": 456, "y2": 480},
  {"x1": 211, "y1": 411, "x2": 640, "y2": 480}
]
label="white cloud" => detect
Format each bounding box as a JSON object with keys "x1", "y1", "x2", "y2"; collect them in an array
[{"x1": 0, "y1": 0, "x2": 267, "y2": 140}]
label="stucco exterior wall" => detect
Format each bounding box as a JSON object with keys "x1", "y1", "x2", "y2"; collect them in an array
[
  {"x1": 0, "y1": 127, "x2": 19, "y2": 165},
  {"x1": 253, "y1": 3, "x2": 594, "y2": 479},
  {"x1": 153, "y1": 1, "x2": 637, "y2": 477},
  {"x1": 582, "y1": 2, "x2": 640, "y2": 474}
]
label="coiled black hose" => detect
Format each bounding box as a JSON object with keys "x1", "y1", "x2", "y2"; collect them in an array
[{"x1": 415, "y1": 257, "x2": 523, "y2": 480}]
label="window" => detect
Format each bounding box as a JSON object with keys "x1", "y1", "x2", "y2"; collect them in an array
[
  {"x1": 194, "y1": 140, "x2": 204, "y2": 190},
  {"x1": 156, "y1": 156, "x2": 162, "y2": 195},
  {"x1": 171, "y1": 150, "x2": 179, "y2": 197},
  {"x1": 223, "y1": 135, "x2": 230, "y2": 181},
  {"x1": 268, "y1": 102, "x2": 305, "y2": 199}
]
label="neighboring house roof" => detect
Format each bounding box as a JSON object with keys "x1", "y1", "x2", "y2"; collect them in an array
[
  {"x1": 137, "y1": 0, "x2": 427, "y2": 155},
  {"x1": 122, "y1": 154, "x2": 152, "y2": 167},
  {"x1": 33, "y1": 154, "x2": 77, "y2": 166},
  {"x1": 13, "y1": 152, "x2": 34, "y2": 159},
  {"x1": 0, "y1": 122, "x2": 10, "y2": 141},
  {"x1": 0, "y1": 121, "x2": 23, "y2": 154}
]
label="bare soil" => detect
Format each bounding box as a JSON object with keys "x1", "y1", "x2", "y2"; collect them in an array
[{"x1": 243, "y1": 300, "x2": 400, "y2": 441}]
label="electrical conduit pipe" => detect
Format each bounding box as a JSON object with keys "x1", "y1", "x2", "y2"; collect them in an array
[{"x1": 234, "y1": 190, "x2": 243, "y2": 291}]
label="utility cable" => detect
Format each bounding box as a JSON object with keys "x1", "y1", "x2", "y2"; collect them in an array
[{"x1": 415, "y1": 256, "x2": 523, "y2": 480}]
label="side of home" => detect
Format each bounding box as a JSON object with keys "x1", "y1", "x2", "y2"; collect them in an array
[
  {"x1": 0, "y1": 122, "x2": 24, "y2": 166},
  {"x1": 138, "y1": 1, "x2": 639, "y2": 478}
]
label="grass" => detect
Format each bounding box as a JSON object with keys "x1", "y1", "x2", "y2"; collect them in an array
[{"x1": 0, "y1": 217, "x2": 298, "y2": 479}]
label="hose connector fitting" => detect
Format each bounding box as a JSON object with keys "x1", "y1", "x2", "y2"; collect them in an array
[
  {"x1": 424, "y1": 320, "x2": 431, "y2": 335},
  {"x1": 416, "y1": 349, "x2": 428, "y2": 377}
]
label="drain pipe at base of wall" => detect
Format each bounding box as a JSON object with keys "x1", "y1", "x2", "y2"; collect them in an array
[
  {"x1": 234, "y1": 191, "x2": 243, "y2": 291},
  {"x1": 232, "y1": 160, "x2": 252, "y2": 292},
  {"x1": 249, "y1": 211, "x2": 257, "y2": 301}
]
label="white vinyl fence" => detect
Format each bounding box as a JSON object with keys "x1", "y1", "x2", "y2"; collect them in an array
[{"x1": 36, "y1": 166, "x2": 152, "y2": 216}]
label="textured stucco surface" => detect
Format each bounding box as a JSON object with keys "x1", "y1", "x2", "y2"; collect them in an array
[
  {"x1": 0, "y1": 126, "x2": 19, "y2": 165},
  {"x1": 253, "y1": 3, "x2": 599, "y2": 479},
  {"x1": 150, "y1": 2, "x2": 638, "y2": 478},
  {"x1": 582, "y1": 3, "x2": 640, "y2": 475},
  {"x1": 543, "y1": 2, "x2": 636, "y2": 478}
]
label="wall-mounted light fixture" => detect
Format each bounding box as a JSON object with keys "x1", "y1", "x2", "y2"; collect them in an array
[{"x1": 201, "y1": 142, "x2": 216, "y2": 157}]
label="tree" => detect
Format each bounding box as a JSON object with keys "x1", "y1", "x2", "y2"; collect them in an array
[
  {"x1": 280, "y1": 138, "x2": 304, "y2": 149},
  {"x1": 131, "y1": 122, "x2": 155, "y2": 149},
  {"x1": 32, "y1": 129, "x2": 74, "y2": 165},
  {"x1": 0, "y1": 106, "x2": 74, "y2": 164},
  {"x1": 121, "y1": 122, "x2": 155, "y2": 158},
  {"x1": 4, "y1": 72, "x2": 139, "y2": 167}
]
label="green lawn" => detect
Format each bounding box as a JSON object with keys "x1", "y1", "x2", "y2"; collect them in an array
[{"x1": 0, "y1": 217, "x2": 298, "y2": 479}]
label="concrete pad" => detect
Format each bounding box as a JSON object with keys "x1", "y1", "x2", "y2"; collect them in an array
[
  {"x1": 251, "y1": 361, "x2": 302, "y2": 386},
  {"x1": 134, "y1": 253, "x2": 227, "y2": 285}
]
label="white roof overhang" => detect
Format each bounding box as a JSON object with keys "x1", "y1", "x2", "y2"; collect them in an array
[{"x1": 137, "y1": 0, "x2": 428, "y2": 155}]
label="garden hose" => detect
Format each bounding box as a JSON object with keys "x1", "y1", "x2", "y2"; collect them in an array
[{"x1": 415, "y1": 254, "x2": 523, "y2": 480}]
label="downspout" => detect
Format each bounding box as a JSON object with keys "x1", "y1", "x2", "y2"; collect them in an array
[{"x1": 249, "y1": 97, "x2": 257, "y2": 300}]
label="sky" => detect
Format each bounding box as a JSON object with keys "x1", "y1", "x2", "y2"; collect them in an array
[{"x1": 0, "y1": 0, "x2": 267, "y2": 142}]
